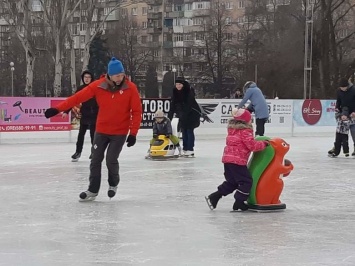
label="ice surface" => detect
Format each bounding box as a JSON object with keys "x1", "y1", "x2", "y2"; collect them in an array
[{"x1": 0, "y1": 136, "x2": 355, "y2": 266}]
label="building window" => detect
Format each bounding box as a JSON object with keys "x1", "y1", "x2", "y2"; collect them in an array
[
  {"x1": 225, "y1": 17, "x2": 231, "y2": 25},
  {"x1": 80, "y1": 23, "x2": 87, "y2": 31},
  {"x1": 195, "y1": 32, "x2": 205, "y2": 40},
  {"x1": 225, "y1": 32, "x2": 232, "y2": 41},
  {"x1": 184, "y1": 48, "x2": 192, "y2": 56},
  {"x1": 186, "y1": 3, "x2": 192, "y2": 10},
  {"x1": 238, "y1": 1, "x2": 245, "y2": 9},
  {"x1": 142, "y1": 7, "x2": 147, "y2": 15},
  {"x1": 141, "y1": 36, "x2": 147, "y2": 44},
  {"x1": 153, "y1": 50, "x2": 159, "y2": 57},
  {"x1": 193, "y1": 17, "x2": 204, "y2": 25},
  {"x1": 131, "y1": 7, "x2": 137, "y2": 16},
  {"x1": 174, "y1": 34, "x2": 183, "y2": 42},
  {"x1": 225, "y1": 2, "x2": 233, "y2": 9},
  {"x1": 174, "y1": 5, "x2": 182, "y2": 11},
  {"x1": 142, "y1": 21, "x2": 147, "y2": 29},
  {"x1": 104, "y1": 8, "x2": 113, "y2": 15}
]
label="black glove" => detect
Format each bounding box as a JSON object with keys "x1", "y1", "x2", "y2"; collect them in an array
[
  {"x1": 45, "y1": 108, "x2": 59, "y2": 118},
  {"x1": 153, "y1": 134, "x2": 158, "y2": 139},
  {"x1": 126, "y1": 135, "x2": 136, "y2": 147},
  {"x1": 165, "y1": 134, "x2": 170, "y2": 138}
]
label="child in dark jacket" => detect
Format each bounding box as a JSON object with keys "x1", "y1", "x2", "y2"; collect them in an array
[
  {"x1": 146, "y1": 110, "x2": 181, "y2": 158},
  {"x1": 63, "y1": 70, "x2": 99, "y2": 161},
  {"x1": 328, "y1": 107, "x2": 351, "y2": 157},
  {"x1": 205, "y1": 108, "x2": 268, "y2": 211}
]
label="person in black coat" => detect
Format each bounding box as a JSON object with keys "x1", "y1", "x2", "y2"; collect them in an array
[
  {"x1": 64, "y1": 70, "x2": 99, "y2": 161},
  {"x1": 328, "y1": 77, "x2": 355, "y2": 156},
  {"x1": 168, "y1": 77, "x2": 200, "y2": 156}
]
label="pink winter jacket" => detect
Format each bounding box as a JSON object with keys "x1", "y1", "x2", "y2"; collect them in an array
[{"x1": 222, "y1": 119, "x2": 267, "y2": 165}]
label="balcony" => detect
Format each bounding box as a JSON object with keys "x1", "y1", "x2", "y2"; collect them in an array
[
  {"x1": 163, "y1": 41, "x2": 173, "y2": 49},
  {"x1": 165, "y1": 11, "x2": 184, "y2": 18},
  {"x1": 192, "y1": 9, "x2": 210, "y2": 17},
  {"x1": 147, "y1": 42, "x2": 161, "y2": 48},
  {"x1": 147, "y1": 12, "x2": 162, "y2": 20},
  {"x1": 147, "y1": 27, "x2": 162, "y2": 34},
  {"x1": 146, "y1": 0, "x2": 163, "y2": 5}
]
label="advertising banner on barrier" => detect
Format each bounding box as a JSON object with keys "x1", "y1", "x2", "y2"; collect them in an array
[
  {"x1": 0, "y1": 97, "x2": 71, "y2": 132},
  {"x1": 139, "y1": 98, "x2": 294, "y2": 129},
  {"x1": 293, "y1": 99, "x2": 336, "y2": 126},
  {"x1": 196, "y1": 99, "x2": 293, "y2": 129},
  {"x1": 140, "y1": 98, "x2": 171, "y2": 129}
]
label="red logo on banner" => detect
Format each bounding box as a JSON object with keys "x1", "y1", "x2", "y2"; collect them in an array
[
  {"x1": 50, "y1": 100, "x2": 67, "y2": 123},
  {"x1": 302, "y1": 99, "x2": 322, "y2": 125}
]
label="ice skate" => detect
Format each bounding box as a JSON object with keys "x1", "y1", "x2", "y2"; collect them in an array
[
  {"x1": 205, "y1": 191, "x2": 222, "y2": 210},
  {"x1": 328, "y1": 147, "x2": 335, "y2": 155},
  {"x1": 79, "y1": 190, "x2": 98, "y2": 202},
  {"x1": 345, "y1": 153, "x2": 349, "y2": 157},
  {"x1": 145, "y1": 148, "x2": 151, "y2": 159},
  {"x1": 328, "y1": 153, "x2": 337, "y2": 158},
  {"x1": 71, "y1": 152, "x2": 81, "y2": 162},
  {"x1": 108, "y1": 186, "x2": 117, "y2": 199},
  {"x1": 89, "y1": 153, "x2": 93, "y2": 159},
  {"x1": 232, "y1": 200, "x2": 249, "y2": 211},
  {"x1": 176, "y1": 145, "x2": 182, "y2": 156},
  {"x1": 184, "y1": 151, "x2": 195, "y2": 158}
]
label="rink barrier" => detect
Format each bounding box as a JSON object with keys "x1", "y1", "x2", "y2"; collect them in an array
[{"x1": 0, "y1": 98, "x2": 336, "y2": 144}]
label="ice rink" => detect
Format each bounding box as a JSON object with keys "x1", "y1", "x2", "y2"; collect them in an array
[{"x1": 0, "y1": 135, "x2": 355, "y2": 266}]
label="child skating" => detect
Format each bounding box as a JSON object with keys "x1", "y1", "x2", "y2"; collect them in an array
[
  {"x1": 328, "y1": 107, "x2": 351, "y2": 158},
  {"x1": 146, "y1": 110, "x2": 181, "y2": 158},
  {"x1": 205, "y1": 108, "x2": 268, "y2": 211}
]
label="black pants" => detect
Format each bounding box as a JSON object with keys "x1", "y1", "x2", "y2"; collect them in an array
[
  {"x1": 217, "y1": 163, "x2": 253, "y2": 202},
  {"x1": 182, "y1": 128, "x2": 195, "y2": 151},
  {"x1": 88, "y1": 133, "x2": 126, "y2": 193},
  {"x1": 255, "y1": 118, "x2": 267, "y2": 136},
  {"x1": 76, "y1": 122, "x2": 96, "y2": 153},
  {"x1": 334, "y1": 132, "x2": 349, "y2": 155}
]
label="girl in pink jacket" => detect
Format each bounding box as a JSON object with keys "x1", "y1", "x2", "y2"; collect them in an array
[{"x1": 205, "y1": 108, "x2": 268, "y2": 211}]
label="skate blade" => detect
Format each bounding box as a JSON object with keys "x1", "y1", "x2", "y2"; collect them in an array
[
  {"x1": 205, "y1": 196, "x2": 214, "y2": 210},
  {"x1": 72, "y1": 158, "x2": 80, "y2": 162},
  {"x1": 79, "y1": 196, "x2": 96, "y2": 202}
]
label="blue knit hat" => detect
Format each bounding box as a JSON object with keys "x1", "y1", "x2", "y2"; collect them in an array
[{"x1": 108, "y1": 57, "x2": 125, "y2": 75}]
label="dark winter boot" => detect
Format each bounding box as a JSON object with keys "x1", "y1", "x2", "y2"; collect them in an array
[
  {"x1": 233, "y1": 200, "x2": 249, "y2": 211},
  {"x1": 352, "y1": 146, "x2": 355, "y2": 156},
  {"x1": 108, "y1": 186, "x2": 117, "y2": 198},
  {"x1": 205, "y1": 191, "x2": 222, "y2": 210},
  {"x1": 79, "y1": 190, "x2": 98, "y2": 202},
  {"x1": 71, "y1": 152, "x2": 81, "y2": 162},
  {"x1": 328, "y1": 147, "x2": 335, "y2": 155},
  {"x1": 89, "y1": 153, "x2": 93, "y2": 160}
]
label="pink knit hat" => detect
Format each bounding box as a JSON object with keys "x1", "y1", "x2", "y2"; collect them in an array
[{"x1": 231, "y1": 108, "x2": 251, "y2": 123}]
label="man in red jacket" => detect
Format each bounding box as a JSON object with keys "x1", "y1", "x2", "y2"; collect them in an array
[{"x1": 45, "y1": 57, "x2": 142, "y2": 201}]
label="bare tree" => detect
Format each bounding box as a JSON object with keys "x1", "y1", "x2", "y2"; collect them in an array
[
  {"x1": 313, "y1": 0, "x2": 355, "y2": 97},
  {"x1": 200, "y1": 1, "x2": 238, "y2": 95},
  {"x1": 107, "y1": 14, "x2": 152, "y2": 82},
  {"x1": 39, "y1": 0, "x2": 83, "y2": 96},
  {"x1": 0, "y1": 0, "x2": 38, "y2": 96}
]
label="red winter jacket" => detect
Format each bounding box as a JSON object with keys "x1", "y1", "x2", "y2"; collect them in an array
[
  {"x1": 56, "y1": 76, "x2": 142, "y2": 136},
  {"x1": 222, "y1": 119, "x2": 267, "y2": 165}
]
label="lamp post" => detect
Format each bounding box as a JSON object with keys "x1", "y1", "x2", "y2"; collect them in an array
[
  {"x1": 10, "y1": 62, "x2": 14, "y2": 97},
  {"x1": 172, "y1": 67, "x2": 176, "y2": 86}
]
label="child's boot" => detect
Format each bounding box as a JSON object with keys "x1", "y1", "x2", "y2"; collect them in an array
[
  {"x1": 176, "y1": 143, "x2": 182, "y2": 156},
  {"x1": 233, "y1": 200, "x2": 249, "y2": 211},
  {"x1": 205, "y1": 191, "x2": 222, "y2": 210}
]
